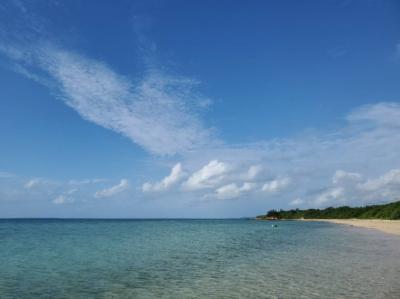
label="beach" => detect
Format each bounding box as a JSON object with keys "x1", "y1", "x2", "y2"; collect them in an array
[{"x1": 304, "y1": 219, "x2": 400, "y2": 236}]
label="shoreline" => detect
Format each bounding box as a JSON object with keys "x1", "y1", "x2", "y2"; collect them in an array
[{"x1": 301, "y1": 219, "x2": 400, "y2": 236}]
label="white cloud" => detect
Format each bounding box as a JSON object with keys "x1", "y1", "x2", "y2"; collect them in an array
[
  {"x1": 327, "y1": 46, "x2": 347, "y2": 58},
  {"x1": 68, "y1": 179, "x2": 107, "y2": 185},
  {"x1": 181, "y1": 102, "x2": 400, "y2": 204},
  {"x1": 24, "y1": 178, "x2": 42, "y2": 189},
  {"x1": 183, "y1": 160, "x2": 230, "y2": 190},
  {"x1": 0, "y1": 171, "x2": 15, "y2": 179},
  {"x1": 314, "y1": 187, "x2": 345, "y2": 206},
  {"x1": 0, "y1": 45, "x2": 215, "y2": 156},
  {"x1": 359, "y1": 169, "x2": 400, "y2": 195},
  {"x1": 347, "y1": 102, "x2": 400, "y2": 127},
  {"x1": 241, "y1": 182, "x2": 257, "y2": 192},
  {"x1": 0, "y1": 174, "x2": 124, "y2": 204},
  {"x1": 215, "y1": 182, "x2": 256, "y2": 200},
  {"x1": 66, "y1": 188, "x2": 77, "y2": 195},
  {"x1": 53, "y1": 195, "x2": 66, "y2": 204},
  {"x1": 261, "y1": 177, "x2": 291, "y2": 193},
  {"x1": 244, "y1": 165, "x2": 263, "y2": 180},
  {"x1": 53, "y1": 195, "x2": 74, "y2": 205},
  {"x1": 289, "y1": 198, "x2": 304, "y2": 206},
  {"x1": 215, "y1": 184, "x2": 241, "y2": 200},
  {"x1": 395, "y1": 42, "x2": 400, "y2": 59},
  {"x1": 143, "y1": 161, "x2": 261, "y2": 198},
  {"x1": 24, "y1": 177, "x2": 101, "y2": 190},
  {"x1": 94, "y1": 179, "x2": 129, "y2": 198},
  {"x1": 51, "y1": 49, "x2": 216, "y2": 155},
  {"x1": 142, "y1": 163, "x2": 186, "y2": 192},
  {"x1": 332, "y1": 170, "x2": 363, "y2": 185},
  {"x1": 2, "y1": 3, "x2": 216, "y2": 155},
  {"x1": 311, "y1": 169, "x2": 400, "y2": 207}
]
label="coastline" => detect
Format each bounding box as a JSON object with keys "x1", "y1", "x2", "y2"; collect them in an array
[{"x1": 301, "y1": 219, "x2": 400, "y2": 236}]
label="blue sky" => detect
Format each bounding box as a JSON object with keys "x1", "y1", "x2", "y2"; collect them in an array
[{"x1": 0, "y1": 0, "x2": 400, "y2": 217}]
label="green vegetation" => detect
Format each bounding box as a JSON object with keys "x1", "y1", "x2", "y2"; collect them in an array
[{"x1": 256, "y1": 200, "x2": 400, "y2": 220}]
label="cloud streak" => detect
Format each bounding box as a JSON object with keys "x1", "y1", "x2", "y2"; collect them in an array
[
  {"x1": 94, "y1": 179, "x2": 129, "y2": 198},
  {"x1": 0, "y1": 0, "x2": 215, "y2": 156},
  {"x1": 0, "y1": 44, "x2": 215, "y2": 155}
]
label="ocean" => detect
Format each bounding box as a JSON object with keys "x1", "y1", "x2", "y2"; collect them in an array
[{"x1": 0, "y1": 219, "x2": 399, "y2": 298}]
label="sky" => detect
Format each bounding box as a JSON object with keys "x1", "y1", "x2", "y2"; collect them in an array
[{"x1": 0, "y1": 0, "x2": 400, "y2": 218}]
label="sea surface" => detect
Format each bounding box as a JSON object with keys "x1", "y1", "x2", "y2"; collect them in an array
[{"x1": 0, "y1": 219, "x2": 399, "y2": 299}]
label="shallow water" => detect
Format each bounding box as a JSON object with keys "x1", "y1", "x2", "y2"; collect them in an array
[{"x1": 0, "y1": 219, "x2": 399, "y2": 299}]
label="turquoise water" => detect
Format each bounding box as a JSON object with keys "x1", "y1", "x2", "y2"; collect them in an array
[{"x1": 0, "y1": 219, "x2": 399, "y2": 299}]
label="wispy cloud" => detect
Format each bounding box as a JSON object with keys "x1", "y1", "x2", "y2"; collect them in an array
[
  {"x1": 327, "y1": 46, "x2": 347, "y2": 58},
  {"x1": 22, "y1": 177, "x2": 105, "y2": 191},
  {"x1": 242, "y1": 165, "x2": 263, "y2": 180},
  {"x1": 347, "y1": 102, "x2": 400, "y2": 126},
  {"x1": 94, "y1": 179, "x2": 129, "y2": 198},
  {"x1": 0, "y1": 171, "x2": 15, "y2": 179},
  {"x1": 0, "y1": 173, "x2": 130, "y2": 205},
  {"x1": 68, "y1": 179, "x2": 108, "y2": 185},
  {"x1": 23, "y1": 178, "x2": 57, "y2": 189},
  {"x1": 53, "y1": 188, "x2": 78, "y2": 204},
  {"x1": 0, "y1": 44, "x2": 216, "y2": 155},
  {"x1": 53, "y1": 194, "x2": 75, "y2": 205},
  {"x1": 24, "y1": 178, "x2": 42, "y2": 189},
  {"x1": 142, "y1": 163, "x2": 186, "y2": 192},
  {"x1": 53, "y1": 195, "x2": 66, "y2": 205},
  {"x1": 395, "y1": 42, "x2": 400, "y2": 59},
  {"x1": 289, "y1": 198, "x2": 304, "y2": 206},
  {"x1": 0, "y1": 1, "x2": 216, "y2": 156}
]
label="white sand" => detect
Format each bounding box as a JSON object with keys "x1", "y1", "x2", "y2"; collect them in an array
[{"x1": 305, "y1": 219, "x2": 400, "y2": 236}]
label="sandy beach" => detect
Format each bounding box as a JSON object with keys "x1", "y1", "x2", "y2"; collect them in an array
[{"x1": 305, "y1": 219, "x2": 400, "y2": 236}]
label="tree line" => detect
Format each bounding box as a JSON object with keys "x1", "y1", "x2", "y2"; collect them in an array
[{"x1": 256, "y1": 200, "x2": 400, "y2": 220}]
